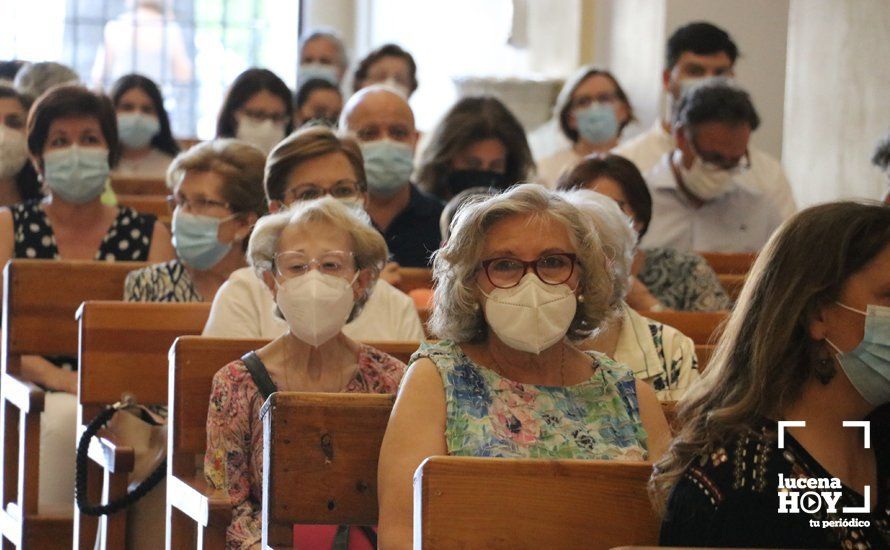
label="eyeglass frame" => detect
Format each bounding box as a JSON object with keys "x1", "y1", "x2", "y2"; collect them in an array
[
  {"x1": 237, "y1": 108, "x2": 290, "y2": 125},
  {"x1": 282, "y1": 179, "x2": 365, "y2": 203},
  {"x1": 272, "y1": 250, "x2": 357, "y2": 280},
  {"x1": 687, "y1": 131, "x2": 752, "y2": 172},
  {"x1": 479, "y1": 253, "x2": 580, "y2": 289},
  {"x1": 166, "y1": 194, "x2": 232, "y2": 216}
]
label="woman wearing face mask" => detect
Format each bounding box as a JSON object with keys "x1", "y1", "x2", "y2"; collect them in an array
[
  {"x1": 293, "y1": 78, "x2": 342, "y2": 129},
  {"x1": 202, "y1": 126, "x2": 424, "y2": 342},
  {"x1": 416, "y1": 96, "x2": 535, "y2": 201},
  {"x1": 0, "y1": 86, "x2": 41, "y2": 206},
  {"x1": 110, "y1": 73, "x2": 180, "y2": 178},
  {"x1": 352, "y1": 43, "x2": 418, "y2": 98},
  {"x1": 652, "y1": 202, "x2": 890, "y2": 548},
  {"x1": 377, "y1": 184, "x2": 671, "y2": 548},
  {"x1": 205, "y1": 197, "x2": 406, "y2": 549},
  {"x1": 124, "y1": 139, "x2": 266, "y2": 302},
  {"x1": 558, "y1": 154, "x2": 730, "y2": 311},
  {"x1": 216, "y1": 68, "x2": 293, "y2": 155},
  {"x1": 538, "y1": 66, "x2": 634, "y2": 188}
]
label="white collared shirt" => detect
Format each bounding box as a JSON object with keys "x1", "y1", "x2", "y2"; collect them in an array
[
  {"x1": 613, "y1": 121, "x2": 798, "y2": 219},
  {"x1": 639, "y1": 153, "x2": 784, "y2": 252}
]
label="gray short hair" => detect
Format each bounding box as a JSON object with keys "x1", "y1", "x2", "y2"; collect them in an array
[
  {"x1": 13, "y1": 62, "x2": 79, "y2": 103},
  {"x1": 429, "y1": 183, "x2": 614, "y2": 343},
  {"x1": 562, "y1": 189, "x2": 637, "y2": 304},
  {"x1": 300, "y1": 28, "x2": 348, "y2": 70},
  {"x1": 248, "y1": 197, "x2": 388, "y2": 321}
]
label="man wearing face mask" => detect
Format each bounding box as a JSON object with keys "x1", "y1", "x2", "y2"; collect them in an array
[
  {"x1": 640, "y1": 79, "x2": 783, "y2": 253},
  {"x1": 614, "y1": 21, "x2": 796, "y2": 220},
  {"x1": 340, "y1": 85, "x2": 444, "y2": 267},
  {"x1": 296, "y1": 29, "x2": 348, "y2": 89}
]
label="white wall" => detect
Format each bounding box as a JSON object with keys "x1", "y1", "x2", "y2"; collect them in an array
[{"x1": 783, "y1": 0, "x2": 890, "y2": 206}]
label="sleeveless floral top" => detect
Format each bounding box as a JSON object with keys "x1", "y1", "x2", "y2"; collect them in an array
[{"x1": 411, "y1": 340, "x2": 649, "y2": 460}]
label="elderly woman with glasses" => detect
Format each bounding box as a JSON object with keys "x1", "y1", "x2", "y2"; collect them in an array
[
  {"x1": 205, "y1": 197, "x2": 407, "y2": 549},
  {"x1": 377, "y1": 184, "x2": 671, "y2": 548}
]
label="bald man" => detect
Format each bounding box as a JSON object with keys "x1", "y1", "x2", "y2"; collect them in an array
[{"x1": 340, "y1": 85, "x2": 443, "y2": 267}]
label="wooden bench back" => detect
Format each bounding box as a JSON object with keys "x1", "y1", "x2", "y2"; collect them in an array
[
  {"x1": 362, "y1": 341, "x2": 420, "y2": 365},
  {"x1": 644, "y1": 310, "x2": 728, "y2": 346},
  {"x1": 109, "y1": 177, "x2": 168, "y2": 196},
  {"x1": 3, "y1": 260, "x2": 148, "y2": 360},
  {"x1": 717, "y1": 273, "x2": 746, "y2": 301},
  {"x1": 116, "y1": 195, "x2": 171, "y2": 226},
  {"x1": 395, "y1": 267, "x2": 433, "y2": 294},
  {"x1": 77, "y1": 301, "x2": 210, "y2": 407},
  {"x1": 261, "y1": 392, "x2": 395, "y2": 545},
  {"x1": 698, "y1": 251, "x2": 756, "y2": 275},
  {"x1": 414, "y1": 456, "x2": 658, "y2": 549}
]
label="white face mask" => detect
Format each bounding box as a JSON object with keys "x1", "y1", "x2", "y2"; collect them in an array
[
  {"x1": 482, "y1": 273, "x2": 578, "y2": 354},
  {"x1": 672, "y1": 149, "x2": 738, "y2": 201},
  {"x1": 275, "y1": 269, "x2": 357, "y2": 347},
  {"x1": 236, "y1": 117, "x2": 286, "y2": 154},
  {"x1": 0, "y1": 126, "x2": 28, "y2": 180}
]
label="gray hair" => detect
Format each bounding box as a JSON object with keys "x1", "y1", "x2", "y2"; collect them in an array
[
  {"x1": 248, "y1": 197, "x2": 388, "y2": 321},
  {"x1": 13, "y1": 62, "x2": 80, "y2": 103},
  {"x1": 429, "y1": 183, "x2": 614, "y2": 343},
  {"x1": 300, "y1": 28, "x2": 349, "y2": 70},
  {"x1": 561, "y1": 189, "x2": 637, "y2": 304}
]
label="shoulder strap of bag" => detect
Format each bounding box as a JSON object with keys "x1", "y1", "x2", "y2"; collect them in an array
[{"x1": 242, "y1": 351, "x2": 278, "y2": 399}]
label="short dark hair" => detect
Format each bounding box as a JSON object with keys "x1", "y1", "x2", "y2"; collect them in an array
[
  {"x1": 216, "y1": 68, "x2": 294, "y2": 138},
  {"x1": 0, "y1": 85, "x2": 41, "y2": 201},
  {"x1": 110, "y1": 73, "x2": 180, "y2": 157},
  {"x1": 872, "y1": 131, "x2": 890, "y2": 171},
  {"x1": 674, "y1": 78, "x2": 760, "y2": 133},
  {"x1": 666, "y1": 21, "x2": 739, "y2": 71},
  {"x1": 352, "y1": 43, "x2": 418, "y2": 95},
  {"x1": 294, "y1": 78, "x2": 341, "y2": 112},
  {"x1": 27, "y1": 84, "x2": 120, "y2": 168},
  {"x1": 0, "y1": 60, "x2": 26, "y2": 82},
  {"x1": 556, "y1": 154, "x2": 653, "y2": 238},
  {"x1": 416, "y1": 96, "x2": 534, "y2": 200}
]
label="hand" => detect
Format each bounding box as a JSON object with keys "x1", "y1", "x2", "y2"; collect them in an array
[
  {"x1": 53, "y1": 368, "x2": 79, "y2": 394},
  {"x1": 380, "y1": 261, "x2": 402, "y2": 287}
]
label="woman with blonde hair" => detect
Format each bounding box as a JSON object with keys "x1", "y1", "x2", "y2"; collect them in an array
[{"x1": 652, "y1": 201, "x2": 890, "y2": 548}]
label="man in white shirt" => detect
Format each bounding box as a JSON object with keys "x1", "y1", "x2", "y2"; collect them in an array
[
  {"x1": 614, "y1": 21, "x2": 796, "y2": 219},
  {"x1": 203, "y1": 127, "x2": 425, "y2": 341},
  {"x1": 640, "y1": 79, "x2": 783, "y2": 253}
]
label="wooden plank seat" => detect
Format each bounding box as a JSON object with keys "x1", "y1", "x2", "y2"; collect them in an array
[
  {"x1": 717, "y1": 273, "x2": 746, "y2": 302},
  {"x1": 698, "y1": 251, "x2": 757, "y2": 275},
  {"x1": 261, "y1": 392, "x2": 395, "y2": 548},
  {"x1": 395, "y1": 267, "x2": 433, "y2": 294},
  {"x1": 116, "y1": 195, "x2": 172, "y2": 227},
  {"x1": 413, "y1": 456, "x2": 658, "y2": 550},
  {"x1": 110, "y1": 177, "x2": 169, "y2": 197},
  {"x1": 0, "y1": 260, "x2": 147, "y2": 549},
  {"x1": 74, "y1": 301, "x2": 210, "y2": 549}
]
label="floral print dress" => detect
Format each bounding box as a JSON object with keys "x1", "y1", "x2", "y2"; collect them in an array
[
  {"x1": 411, "y1": 340, "x2": 649, "y2": 460},
  {"x1": 204, "y1": 345, "x2": 406, "y2": 550}
]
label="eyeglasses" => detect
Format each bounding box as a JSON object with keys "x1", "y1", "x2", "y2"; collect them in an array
[
  {"x1": 690, "y1": 137, "x2": 752, "y2": 173},
  {"x1": 284, "y1": 180, "x2": 362, "y2": 202},
  {"x1": 273, "y1": 250, "x2": 355, "y2": 280},
  {"x1": 239, "y1": 108, "x2": 290, "y2": 125},
  {"x1": 167, "y1": 194, "x2": 231, "y2": 215},
  {"x1": 571, "y1": 92, "x2": 618, "y2": 110},
  {"x1": 480, "y1": 253, "x2": 578, "y2": 289}
]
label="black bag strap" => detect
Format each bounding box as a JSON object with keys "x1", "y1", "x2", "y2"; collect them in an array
[
  {"x1": 242, "y1": 351, "x2": 277, "y2": 399},
  {"x1": 330, "y1": 525, "x2": 377, "y2": 550}
]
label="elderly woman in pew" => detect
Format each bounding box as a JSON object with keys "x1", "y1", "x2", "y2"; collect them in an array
[
  {"x1": 565, "y1": 189, "x2": 698, "y2": 401},
  {"x1": 651, "y1": 201, "x2": 890, "y2": 548},
  {"x1": 124, "y1": 139, "x2": 266, "y2": 302},
  {"x1": 205, "y1": 197, "x2": 407, "y2": 549},
  {"x1": 377, "y1": 184, "x2": 671, "y2": 548}
]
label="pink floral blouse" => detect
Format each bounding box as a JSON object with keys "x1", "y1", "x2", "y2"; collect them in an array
[{"x1": 204, "y1": 345, "x2": 406, "y2": 549}]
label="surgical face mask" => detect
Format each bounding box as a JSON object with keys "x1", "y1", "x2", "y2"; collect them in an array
[
  {"x1": 236, "y1": 117, "x2": 286, "y2": 154},
  {"x1": 0, "y1": 126, "x2": 28, "y2": 180},
  {"x1": 117, "y1": 112, "x2": 160, "y2": 149},
  {"x1": 276, "y1": 269, "x2": 357, "y2": 347},
  {"x1": 574, "y1": 104, "x2": 619, "y2": 144},
  {"x1": 360, "y1": 139, "x2": 414, "y2": 198},
  {"x1": 171, "y1": 209, "x2": 235, "y2": 270},
  {"x1": 482, "y1": 273, "x2": 578, "y2": 355},
  {"x1": 446, "y1": 170, "x2": 506, "y2": 197},
  {"x1": 825, "y1": 303, "x2": 890, "y2": 407},
  {"x1": 298, "y1": 63, "x2": 340, "y2": 88},
  {"x1": 672, "y1": 149, "x2": 738, "y2": 201},
  {"x1": 43, "y1": 146, "x2": 110, "y2": 204}
]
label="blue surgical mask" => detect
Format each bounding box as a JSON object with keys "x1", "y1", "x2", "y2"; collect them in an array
[
  {"x1": 117, "y1": 112, "x2": 160, "y2": 149},
  {"x1": 43, "y1": 146, "x2": 110, "y2": 204},
  {"x1": 574, "y1": 104, "x2": 618, "y2": 144},
  {"x1": 297, "y1": 63, "x2": 340, "y2": 88},
  {"x1": 360, "y1": 139, "x2": 414, "y2": 198},
  {"x1": 171, "y1": 210, "x2": 235, "y2": 270},
  {"x1": 826, "y1": 303, "x2": 890, "y2": 407}
]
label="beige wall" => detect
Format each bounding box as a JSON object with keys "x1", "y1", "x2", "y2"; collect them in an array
[{"x1": 783, "y1": 0, "x2": 890, "y2": 206}]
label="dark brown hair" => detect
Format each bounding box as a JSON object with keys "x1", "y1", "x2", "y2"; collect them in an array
[
  {"x1": 0, "y1": 85, "x2": 41, "y2": 200},
  {"x1": 110, "y1": 73, "x2": 180, "y2": 157},
  {"x1": 558, "y1": 68, "x2": 634, "y2": 143},
  {"x1": 216, "y1": 68, "x2": 294, "y2": 138},
  {"x1": 352, "y1": 43, "x2": 418, "y2": 94}
]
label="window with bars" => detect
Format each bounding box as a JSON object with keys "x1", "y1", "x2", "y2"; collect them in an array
[{"x1": 0, "y1": 0, "x2": 301, "y2": 139}]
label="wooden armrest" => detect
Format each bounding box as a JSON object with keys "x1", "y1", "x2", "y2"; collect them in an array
[
  {"x1": 1, "y1": 373, "x2": 45, "y2": 414},
  {"x1": 78, "y1": 426, "x2": 135, "y2": 475},
  {"x1": 168, "y1": 474, "x2": 229, "y2": 527}
]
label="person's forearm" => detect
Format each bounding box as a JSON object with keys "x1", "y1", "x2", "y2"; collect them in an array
[{"x1": 21, "y1": 355, "x2": 77, "y2": 393}]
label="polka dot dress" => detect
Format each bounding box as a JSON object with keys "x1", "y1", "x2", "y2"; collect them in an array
[{"x1": 11, "y1": 200, "x2": 156, "y2": 261}]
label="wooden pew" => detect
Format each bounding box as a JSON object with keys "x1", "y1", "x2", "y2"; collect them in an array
[
  {"x1": 645, "y1": 310, "x2": 728, "y2": 346},
  {"x1": 395, "y1": 267, "x2": 433, "y2": 294},
  {"x1": 695, "y1": 344, "x2": 715, "y2": 373},
  {"x1": 717, "y1": 273, "x2": 746, "y2": 302},
  {"x1": 261, "y1": 392, "x2": 395, "y2": 548},
  {"x1": 74, "y1": 301, "x2": 210, "y2": 549},
  {"x1": 698, "y1": 251, "x2": 756, "y2": 275},
  {"x1": 110, "y1": 177, "x2": 168, "y2": 196},
  {"x1": 414, "y1": 456, "x2": 658, "y2": 549},
  {"x1": 117, "y1": 194, "x2": 172, "y2": 227},
  {"x1": 0, "y1": 260, "x2": 147, "y2": 549}
]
